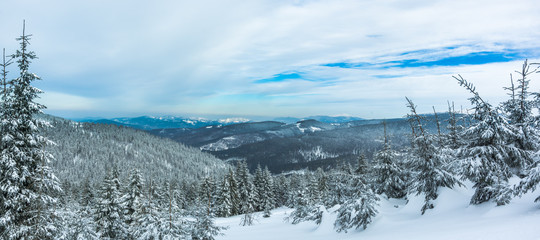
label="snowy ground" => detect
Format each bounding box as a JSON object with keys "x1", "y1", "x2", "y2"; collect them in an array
[{"x1": 215, "y1": 180, "x2": 540, "y2": 240}]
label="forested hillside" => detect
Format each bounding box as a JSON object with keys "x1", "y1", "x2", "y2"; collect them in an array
[{"x1": 42, "y1": 115, "x2": 228, "y2": 185}]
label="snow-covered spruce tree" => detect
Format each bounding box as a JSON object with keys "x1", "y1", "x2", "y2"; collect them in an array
[
  {"x1": 122, "y1": 168, "x2": 144, "y2": 237},
  {"x1": 406, "y1": 97, "x2": 462, "y2": 214},
  {"x1": 443, "y1": 101, "x2": 466, "y2": 151},
  {"x1": 355, "y1": 153, "x2": 369, "y2": 175},
  {"x1": 334, "y1": 164, "x2": 379, "y2": 233},
  {"x1": 235, "y1": 160, "x2": 252, "y2": 214},
  {"x1": 501, "y1": 60, "x2": 540, "y2": 172},
  {"x1": 513, "y1": 61, "x2": 540, "y2": 202},
  {"x1": 315, "y1": 167, "x2": 330, "y2": 207},
  {"x1": 373, "y1": 120, "x2": 407, "y2": 199},
  {"x1": 273, "y1": 174, "x2": 289, "y2": 207},
  {"x1": 288, "y1": 174, "x2": 324, "y2": 225},
  {"x1": 216, "y1": 168, "x2": 239, "y2": 217},
  {"x1": 134, "y1": 180, "x2": 159, "y2": 239},
  {"x1": 191, "y1": 202, "x2": 226, "y2": 240},
  {"x1": 254, "y1": 165, "x2": 276, "y2": 217},
  {"x1": 327, "y1": 163, "x2": 354, "y2": 206},
  {"x1": 136, "y1": 180, "x2": 187, "y2": 240},
  {"x1": 199, "y1": 176, "x2": 216, "y2": 212},
  {"x1": 239, "y1": 179, "x2": 256, "y2": 226},
  {"x1": 263, "y1": 167, "x2": 276, "y2": 212},
  {"x1": 306, "y1": 172, "x2": 322, "y2": 206},
  {"x1": 285, "y1": 173, "x2": 303, "y2": 208},
  {"x1": 455, "y1": 75, "x2": 523, "y2": 205},
  {"x1": 0, "y1": 22, "x2": 62, "y2": 240},
  {"x1": 94, "y1": 167, "x2": 127, "y2": 239},
  {"x1": 253, "y1": 164, "x2": 265, "y2": 212},
  {"x1": 80, "y1": 177, "x2": 95, "y2": 207},
  {"x1": 57, "y1": 202, "x2": 98, "y2": 240}
]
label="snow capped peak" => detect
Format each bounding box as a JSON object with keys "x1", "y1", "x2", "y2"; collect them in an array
[{"x1": 218, "y1": 118, "x2": 250, "y2": 124}]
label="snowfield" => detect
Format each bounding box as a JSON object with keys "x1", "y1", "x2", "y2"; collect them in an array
[{"x1": 215, "y1": 180, "x2": 540, "y2": 240}]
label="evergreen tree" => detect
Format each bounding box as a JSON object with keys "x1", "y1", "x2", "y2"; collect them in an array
[
  {"x1": 239, "y1": 177, "x2": 257, "y2": 226},
  {"x1": 57, "y1": 203, "x2": 98, "y2": 240},
  {"x1": 501, "y1": 60, "x2": 540, "y2": 171},
  {"x1": 334, "y1": 185, "x2": 378, "y2": 232},
  {"x1": 315, "y1": 167, "x2": 330, "y2": 207},
  {"x1": 334, "y1": 164, "x2": 379, "y2": 232},
  {"x1": 444, "y1": 101, "x2": 465, "y2": 151},
  {"x1": 273, "y1": 175, "x2": 289, "y2": 207},
  {"x1": 373, "y1": 120, "x2": 407, "y2": 199},
  {"x1": 191, "y1": 203, "x2": 226, "y2": 240},
  {"x1": 285, "y1": 173, "x2": 303, "y2": 208},
  {"x1": 122, "y1": 168, "x2": 144, "y2": 237},
  {"x1": 199, "y1": 176, "x2": 216, "y2": 212},
  {"x1": 235, "y1": 160, "x2": 252, "y2": 214},
  {"x1": 216, "y1": 169, "x2": 239, "y2": 217},
  {"x1": 406, "y1": 97, "x2": 462, "y2": 214},
  {"x1": 512, "y1": 61, "x2": 540, "y2": 202},
  {"x1": 136, "y1": 184, "x2": 186, "y2": 240},
  {"x1": 455, "y1": 75, "x2": 522, "y2": 205},
  {"x1": 253, "y1": 164, "x2": 265, "y2": 212},
  {"x1": 288, "y1": 178, "x2": 313, "y2": 224},
  {"x1": 355, "y1": 153, "x2": 369, "y2": 175},
  {"x1": 306, "y1": 172, "x2": 321, "y2": 205},
  {"x1": 289, "y1": 172, "x2": 326, "y2": 225},
  {"x1": 254, "y1": 165, "x2": 276, "y2": 217},
  {"x1": 94, "y1": 168, "x2": 127, "y2": 239},
  {"x1": 80, "y1": 177, "x2": 95, "y2": 207},
  {"x1": 0, "y1": 22, "x2": 62, "y2": 240},
  {"x1": 261, "y1": 167, "x2": 276, "y2": 217}
]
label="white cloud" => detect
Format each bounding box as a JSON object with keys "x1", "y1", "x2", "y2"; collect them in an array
[
  {"x1": 40, "y1": 91, "x2": 98, "y2": 110},
  {"x1": 1, "y1": 0, "x2": 539, "y2": 118}
]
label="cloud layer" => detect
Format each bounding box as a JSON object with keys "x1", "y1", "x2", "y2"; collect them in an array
[{"x1": 1, "y1": 0, "x2": 540, "y2": 119}]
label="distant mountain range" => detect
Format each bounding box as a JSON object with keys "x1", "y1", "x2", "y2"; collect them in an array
[
  {"x1": 78, "y1": 114, "x2": 459, "y2": 173},
  {"x1": 149, "y1": 114, "x2": 459, "y2": 173},
  {"x1": 79, "y1": 116, "x2": 251, "y2": 130},
  {"x1": 273, "y1": 115, "x2": 364, "y2": 124},
  {"x1": 79, "y1": 115, "x2": 364, "y2": 130}
]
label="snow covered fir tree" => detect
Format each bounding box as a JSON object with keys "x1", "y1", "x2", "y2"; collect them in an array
[{"x1": 0, "y1": 22, "x2": 62, "y2": 240}]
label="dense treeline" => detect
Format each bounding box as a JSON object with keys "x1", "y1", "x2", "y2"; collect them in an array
[{"x1": 43, "y1": 116, "x2": 228, "y2": 185}]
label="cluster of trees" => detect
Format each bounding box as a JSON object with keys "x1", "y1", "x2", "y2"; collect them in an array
[
  {"x1": 283, "y1": 60, "x2": 540, "y2": 232},
  {"x1": 197, "y1": 162, "x2": 276, "y2": 224},
  {"x1": 58, "y1": 166, "x2": 228, "y2": 239}
]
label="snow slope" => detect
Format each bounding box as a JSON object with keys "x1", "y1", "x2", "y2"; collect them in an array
[{"x1": 215, "y1": 180, "x2": 540, "y2": 240}]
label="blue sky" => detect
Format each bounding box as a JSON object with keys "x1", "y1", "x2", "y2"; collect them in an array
[{"x1": 1, "y1": 0, "x2": 540, "y2": 119}]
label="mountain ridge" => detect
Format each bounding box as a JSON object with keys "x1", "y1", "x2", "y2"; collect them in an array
[{"x1": 78, "y1": 115, "x2": 366, "y2": 130}]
